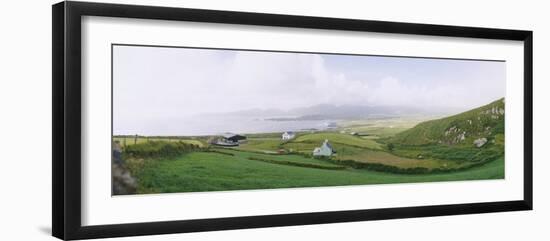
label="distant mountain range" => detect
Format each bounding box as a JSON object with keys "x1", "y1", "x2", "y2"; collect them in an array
[{"x1": 201, "y1": 104, "x2": 466, "y2": 121}]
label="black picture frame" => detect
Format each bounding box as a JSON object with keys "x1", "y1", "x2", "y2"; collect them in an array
[{"x1": 52, "y1": 1, "x2": 533, "y2": 240}]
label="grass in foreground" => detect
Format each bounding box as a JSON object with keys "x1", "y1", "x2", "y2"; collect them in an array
[{"x1": 131, "y1": 151, "x2": 504, "y2": 194}]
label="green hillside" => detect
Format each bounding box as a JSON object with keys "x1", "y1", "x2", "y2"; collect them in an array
[{"x1": 390, "y1": 98, "x2": 505, "y2": 147}]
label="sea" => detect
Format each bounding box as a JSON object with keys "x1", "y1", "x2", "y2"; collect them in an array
[{"x1": 115, "y1": 115, "x2": 340, "y2": 136}]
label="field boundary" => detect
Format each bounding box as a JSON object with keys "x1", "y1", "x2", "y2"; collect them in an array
[{"x1": 247, "y1": 157, "x2": 346, "y2": 170}]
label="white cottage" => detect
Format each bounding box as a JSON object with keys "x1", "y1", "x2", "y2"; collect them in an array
[
  {"x1": 282, "y1": 131, "x2": 296, "y2": 140},
  {"x1": 313, "y1": 139, "x2": 334, "y2": 157}
]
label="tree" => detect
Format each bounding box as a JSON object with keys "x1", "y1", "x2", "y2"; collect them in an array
[{"x1": 387, "y1": 143, "x2": 395, "y2": 152}]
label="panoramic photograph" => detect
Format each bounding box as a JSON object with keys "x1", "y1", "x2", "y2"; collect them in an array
[{"x1": 111, "y1": 45, "x2": 506, "y2": 195}]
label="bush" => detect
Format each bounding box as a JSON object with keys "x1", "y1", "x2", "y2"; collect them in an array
[{"x1": 123, "y1": 141, "x2": 202, "y2": 159}]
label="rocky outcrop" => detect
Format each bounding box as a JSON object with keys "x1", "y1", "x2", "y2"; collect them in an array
[
  {"x1": 112, "y1": 164, "x2": 137, "y2": 195},
  {"x1": 443, "y1": 126, "x2": 467, "y2": 144},
  {"x1": 481, "y1": 106, "x2": 504, "y2": 119},
  {"x1": 473, "y1": 138, "x2": 488, "y2": 148}
]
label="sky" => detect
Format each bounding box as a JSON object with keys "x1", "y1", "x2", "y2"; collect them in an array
[{"x1": 112, "y1": 45, "x2": 506, "y2": 135}]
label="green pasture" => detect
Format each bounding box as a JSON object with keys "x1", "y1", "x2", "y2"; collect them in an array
[
  {"x1": 130, "y1": 151, "x2": 504, "y2": 194},
  {"x1": 292, "y1": 132, "x2": 383, "y2": 149},
  {"x1": 237, "y1": 138, "x2": 283, "y2": 153}
]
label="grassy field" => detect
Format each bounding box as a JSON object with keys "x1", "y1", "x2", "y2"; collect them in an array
[
  {"x1": 237, "y1": 138, "x2": 283, "y2": 153},
  {"x1": 291, "y1": 132, "x2": 383, "y2": 149},
  {"x1": 118, "y1": 132, "x2": 504, "y2": 194},
  {"x1": 213, "y1": 148, "x2": 343, "y2": 168},
  {"x1": 236, "y1": 132, "x2": 382, "y2": 155},
  {"x1": 131, "y1": 151, "x2": 504, "y2": 194}
]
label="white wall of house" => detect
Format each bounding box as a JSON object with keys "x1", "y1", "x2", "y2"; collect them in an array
[
  {"x1": 313, "y1": 140, "x2": 333, "y2": 156},
  {"x1": 282, "y1": 132, "x2": 295, "y2": 140}
]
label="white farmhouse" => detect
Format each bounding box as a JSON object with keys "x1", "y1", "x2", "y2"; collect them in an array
[
  {"x1": 313, "y1": 139, "x2": 334, "y2": 157},
  {"x1": 282, "y1": 131, "x2": 296, "y2": 140}
]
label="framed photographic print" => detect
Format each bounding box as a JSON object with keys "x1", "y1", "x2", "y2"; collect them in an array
[{"x1": 52, "y1": 1, "x2": 533, "y2": 240}]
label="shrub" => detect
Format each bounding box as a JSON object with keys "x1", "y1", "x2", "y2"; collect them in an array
[{"x1": 123, "y1": 141, "x2": 202, "y2": 159}]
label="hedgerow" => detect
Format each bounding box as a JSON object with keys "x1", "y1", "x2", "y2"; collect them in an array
[
  {"x1": 122, "y1": 141, "x2": 202, "y2": 159},
  {"x1": 247, "y1": 157, "x2": 346, "y2": 170}
]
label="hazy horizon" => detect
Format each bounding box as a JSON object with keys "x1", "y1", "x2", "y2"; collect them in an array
[{"x1": 113, "y1": 45, "x2": 506, "y2": 135}]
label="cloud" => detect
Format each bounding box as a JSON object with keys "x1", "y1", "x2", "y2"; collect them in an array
[{"x1": 113, "y1": 46, "x2": 505, "y2": 134}]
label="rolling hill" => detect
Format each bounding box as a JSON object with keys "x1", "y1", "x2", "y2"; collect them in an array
[{"x1": 390, "y1": 98, "x2": 505, "y2": 147}]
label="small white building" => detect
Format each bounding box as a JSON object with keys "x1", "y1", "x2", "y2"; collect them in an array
[
  {"x1": 282, "y1": 131, "x2": 296, "y2": 140},
  {"x1": 313, "y1": 139, "x2": 334, "y2": 157}
]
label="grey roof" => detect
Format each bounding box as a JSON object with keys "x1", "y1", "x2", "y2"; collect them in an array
[{"x1": 222, "y1": 132, "x2": 240, "y2": 138}]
